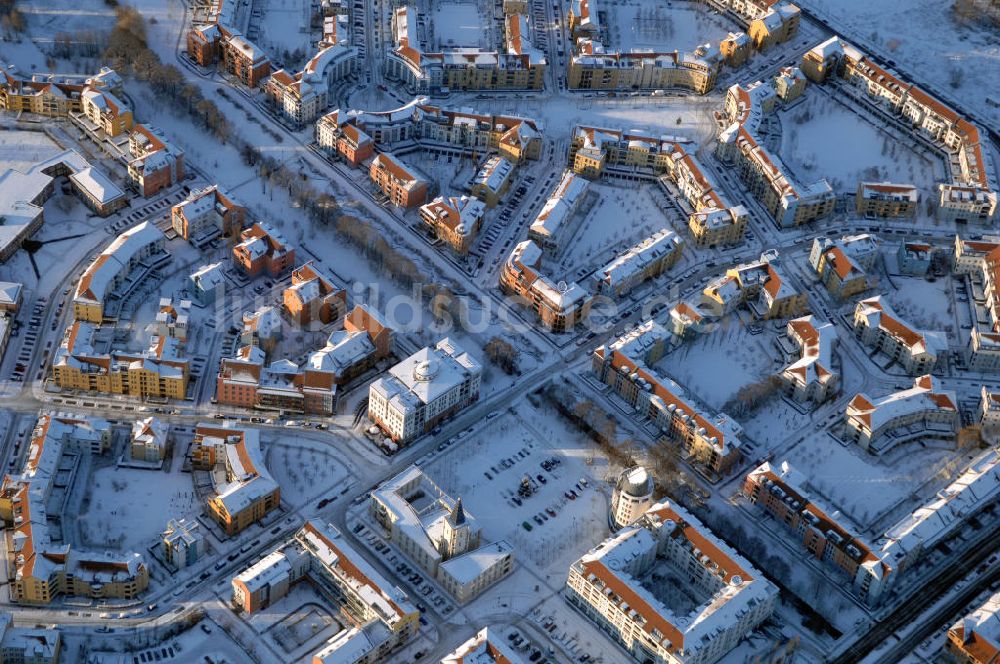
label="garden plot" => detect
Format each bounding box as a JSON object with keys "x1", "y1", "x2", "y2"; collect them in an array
[
  {"x1": 424, "y1": 403, "x2": 612, "y2": 576},
  {"x1": 885, "y1": 276, "x2": 954, "y2": 333},
  {"x1": 779, "y1": 92, "x2": 947, "y2": 195},
  {"x1": 431, "y1": 2, "x2": 486, "y2": 49},
  {"x1": 605, "y1": 0, "x2": 736, "y2": 52},
  {"x1": 554, "y1": 183, "x2": 672, "y2": 274},
  {"x1": 783, "y1": 433, "x2": 968, "y2": 534},
  {"x1": 78, "y1": 464, "x2": 199, "y2": 552},
  {"x1": 265, "y1": 435, "x2": 351, "y2": 506},
  {"x1": 656, "y1": 317, "x2": 779, "y2": 412}
]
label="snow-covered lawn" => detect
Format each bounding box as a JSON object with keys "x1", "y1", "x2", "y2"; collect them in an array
[
  {"x1": 80, "y1": 463, "x2": 199, "y2": 552},
  {"x1": 783, "y1": 434, "x2": 964, "y2": 533},
  {"x1": 798, "y1": 0, "x2": 1000, "y2": 129},
  {"x1": 779, "y1": 92, "x2": 947, "y2": 195},
  {"x1": 0, "y1": 128, "x2": 62, "y2": 171},
  {"x1": 425, "y1": 403, "x2": 612, "y2": 576},
  {"x1": 605, "y1": 0, "x2": 736, "y2": 52},
  {"x1": 257, "y1": 0, "x2": 314, "y2": 65},
  {"x1": 885, "y1": 276, "x2": 954, "y2": 332},
  {"x1": 656, "y1": 318, "x2": 779, "y2": 411},
  {"x1": 265, "y1": 435, "x2": 351, "y2": 506},
  {"x1": 432, "y1": 2, "x2": 485, "y2": 48},
  {"x1": 555, "y1": 182, "x2": 673, "y2": 274}
]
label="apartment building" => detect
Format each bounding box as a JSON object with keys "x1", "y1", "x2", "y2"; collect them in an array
[
  {"x1": 72, "y1": 223, "x2": 166, "y2": 322},
  {"x1": 192, "y1": 423, "x2": 280, "y2": 536},
  {"x1": 846, "y1": 375, "x2": 959, "y2": 452},
  {"x1": 897, "y1": 241, "x2": 932, "y2": 276},
  {"x1": 316, "y1": 113, "x2": 375, "y2": 165},
  {"x1": 593, "y1": 229, "x2": 683, "y2": 299},
  {"x1": 127, "y1": 124, "x2": 185, "y2": 197},
  {"x1": 419, "y1": 195, "x2": 486, "y2": 254},
  {"x1": 131, "y1": 416, "x2": 167, "y2": 462},
  {"x1": 386, "y1": 6, "x2": 545, "y2": 94},
  {"x1": 469, "y1": 156, "x2": 514, "y2": 208},
  {"x1": 0, "y1": 72, "x2": 85, "y2": 117},
  {"x1": 0, "y1": 414, "x2": 148, "y2": 604},
  {"x1": 801, "y1": 37, "x2": 996, "y2": 224},
  {"x1": 669, "y1": 300, "x2": 718, "y2": 338},
  {"x1": 720, "y1": 31, "x2": 752, "y2": 67},
  {"x1": 189, "y1": 262, "x2": 226, "y2": 307},
  {"x1": 215, "y1": 347, "x2": 337, "y2": 416},
  {"x1": 953, "y1": 236, "x2": 1000, "y2": 371},
  {"x1": 853, "y1": 296, "x2": 946, "y2": 374},
  {"x1": 265, "y1": 43, "x2": 357, "y2": 125},
  {"x1": 701, "y1": 252, "x2": 806, "y2": 320},
  {"x1": 689, "y1": 206, "x2": 748, "y2": 248},
  {"x1": 369, "y1": 152, "x2": 429, "y2": 208},
  {"x1": 526, "y1": 170, "x2": 590, "y2": 254},
  {"x1": 781, "y1": 315, "x2": 838, "y2": 403},
  {"x1": 232, "y1": 520, "x2": 419, "y2": 662},
  {"x1": 308, "y1": 304, "x2": 395, "y2": 385},
  {"x1": 774, "y1": 65, "x2": 806, "y2": 101},
  {"x1": 856, "y1": 182, "x2": 919, "y2": 218},
  {"x1": 593, "y1": 321, "x2": 746, "y2": 476},
  {"x1": 0, "y1": 612, "x2": 61, "y2": 663},
  {"x1": 152, "y1": 297, "x2": 190, "y2": 342},
  {"x1": 52, "y1": 322, "x2": 189, "y2": 400},
  {"x1": 809, "y1": 234, "x2": 878, "y2": 299},
  {"x1": 567, "y1": 41, "x2": 722, "y2": 94},
  {"x1": 81, "y1": 86, "x2": 133, "y2": 137},
  {"x1": 368, "y1": 338, "x2": 481, "y2": 444},
  {"x1": 172, "y1": 185, "x2": 246, "y2": 246},
  {"x1": 282, "y1": 263, "x2": 346, "y2": 327},
  {"x1": 980, "y1": 386, "x2": 1000, "y2": 428},
  {"x1": 187, "y1": 22, "x2": 271, "y2": 88},
  {"x1": 744, "y1": 461, "x2": 888, "y2": 605},
  {"x1": 162, "y1": 518, "x2": 205, "y2": 570},
  {"x1": 566, "y1": 500, "x2": 778, "y2": 664},
  {"x1": 370, "y1": 466, "x2": 514, "y2": 603},
  {"x1": 500, "y1": 240, "x2": 591, "y2": 332},
  {"x1": 746, "y1": 1, "x2": 800, "y2": 50},
  {"x1": 945, "y1": 591, "x2": 1000, "y2": 664},
  {"x1": 233, "y1": 222, "x2": 296, "y2": 279},
  {"x1": 717, "y1": 80, "x2": 836, "y2": 227},
  {"x1": 317, "y1": 101, "x2": 542, "y2": 165},
  {"x1": 443, "y1": 628, "x2": 526, "y2": 664},
  {"x1": 876, "y1": 447, "x2": 1000, "y2": 589}
]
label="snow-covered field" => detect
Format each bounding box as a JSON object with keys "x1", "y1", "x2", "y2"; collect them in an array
[
  {"x1": 605, "y1": 0, "x2": 737, "y2": 52},
  {"x1": 0, "y1": 128, "x2": 62, "y2": 170},
  {"x1": 779, "y1": 91, "x2": 947, "y2": 195},
  {"x1": 432, "y1": 2, "x2": 484, "y2": 48},
  {"x1": 799, "y1": 0, "x2": 1000, "y2": 128},
  {"x1": 80, "y1": 463, "x2": 199, "y2": 552},
  {"x1": 657, "y1": 318, "x2": 779, "y2": 411}
]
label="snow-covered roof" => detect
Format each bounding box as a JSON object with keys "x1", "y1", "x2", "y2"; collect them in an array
[
  {"x1": 308, "y1": 329, "x2": 375, "y2": 375},
  {"x1": 442, "y1": 627, "x2": 526, "y2": 664},
  {"x1": 847, "y1": 374, "x2": 957, "y2": 435},
  {"x1": 596, "y1": 229, "x2": 682, "y2": 290},
  {"x1": 878, "y1": 447, "x2": 1000, "y2": 567},
  {"x1": 528, "y1": 170, "x2": 588, "y2": 240},
  {"x1": 782, "y1": 315, "x2": 837, "y2": 389},
  {"x1": 75, "y1": 222, "x2": 164, "y2": 305},
  {"x1": 384, "y1": 338, "x2": 481, "y2": 406},
  {"x1": 472, "y1": 156, "x2": 514, "y2": 194},
  {"x1": 569, "y1": 500, "x2": 777, "y2": 656}
]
